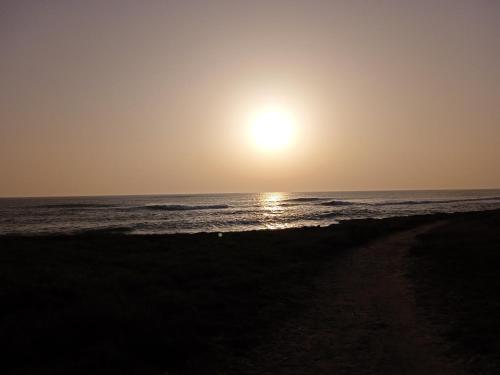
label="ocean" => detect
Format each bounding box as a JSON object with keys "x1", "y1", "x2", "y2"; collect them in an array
[{"x1": 1, "y1": 190, "x2": 500, "y2": 235}]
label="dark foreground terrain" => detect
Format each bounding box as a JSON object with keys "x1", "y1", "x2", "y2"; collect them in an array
[
  {"x1": 1, "y1": 210, "x2": 499, "y2": 374},
  {"x1": 409, "y1": 209, "x2": 500, "y2": 374}
]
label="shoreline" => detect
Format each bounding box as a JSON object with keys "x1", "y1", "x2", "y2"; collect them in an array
[{"x1": 1, "y1": 207, "x2": 500, "y2": 238}]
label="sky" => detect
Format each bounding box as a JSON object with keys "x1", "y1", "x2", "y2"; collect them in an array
[{"x1": 1, "y1": 0, "x2": 499, "y2": 197}]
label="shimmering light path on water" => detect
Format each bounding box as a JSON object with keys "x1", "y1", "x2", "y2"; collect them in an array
[{"x1": 1, "y1": 190, "x2": 500, "y2": 235}]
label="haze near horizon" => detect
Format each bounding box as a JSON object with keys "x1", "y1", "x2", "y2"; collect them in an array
[{"x1": 1, "y1": 0, "x2": 499, "y2": 197}]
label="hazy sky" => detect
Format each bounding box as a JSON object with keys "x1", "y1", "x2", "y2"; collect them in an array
[{"x1": 1, "y1": 0, "x2": 499, "y2": 197}]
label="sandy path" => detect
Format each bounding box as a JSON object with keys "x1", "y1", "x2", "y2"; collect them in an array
[{"x1": 239, "y1": 223, "x2": 464, "y2": 375}]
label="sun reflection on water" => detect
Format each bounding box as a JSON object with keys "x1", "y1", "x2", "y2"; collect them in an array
[
  {"x1": 259, "y1": 192, "x2": 285, "y2": 211},
  {"x1": 258, "y1": 192, "x2": 293, "y2": 229}
]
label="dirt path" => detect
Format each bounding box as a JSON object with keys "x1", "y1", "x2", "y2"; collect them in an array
[{"x1": 239, "y1": 222, "x2": 465, "y2": 375}]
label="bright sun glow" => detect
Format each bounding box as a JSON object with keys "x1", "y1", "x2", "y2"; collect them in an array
[{"x1": 250, "y1": 107, "x2": 295, "y2": 151}]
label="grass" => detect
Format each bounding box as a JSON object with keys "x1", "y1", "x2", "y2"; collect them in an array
[
  {"x1": 0, "y1": 214, "x2": 441, "y2": 375},
  {"x1": 409, "y1": 209, "x2": 500, "y2": 374}
]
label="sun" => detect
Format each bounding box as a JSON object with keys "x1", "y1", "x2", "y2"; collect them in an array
[{"x1": 249, "y1": 107, "x2": 295, "y2": 151}]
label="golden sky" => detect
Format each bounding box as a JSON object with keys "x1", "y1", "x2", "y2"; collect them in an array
[{"x1": 1, "y1": 0, "x2": 499, "y2": 196}]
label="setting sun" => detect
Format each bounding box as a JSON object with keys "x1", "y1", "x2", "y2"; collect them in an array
[{"x1": 249, "y1": 107, "x2": 295, "y2": 151}]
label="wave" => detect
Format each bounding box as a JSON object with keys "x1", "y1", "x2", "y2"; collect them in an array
[
  {"x1": 318, "y1": 205, "x2": 376, "y2": 218},
  {"x1": 320, "y1": 200, "x2": 354, "y2": 207},
  {"x1": 319, "y1": 212, "x2": 338, "y2": 218},
  {"x1": 227, "y1": 218, "x2": 263, "y2": 226},
  {"x1": 144, "y1": 204, "x2": 229, "y2": 211},
  {"x1": 284, "y1": 197, "x2": 324, "y2": 202},
  {"x1": 373, "y1": 196, "x2": 500, "y2": 206}
]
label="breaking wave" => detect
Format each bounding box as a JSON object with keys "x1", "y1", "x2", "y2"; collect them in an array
[
  {"x1": 320, "y1": 200, "x2": 355, "y2": 206},
  {"x1": 373, "y1": 196, "x2": 500, "y2": 206},
  {"x1": 144, "y1": 204, "x2": 229, "y2": 211},
  {"x1": 318, "y1": 212, "x2": 338, "y2": 218},
  {"x1": 283, "y1": 197, "x2": 324, "y2": 202}
]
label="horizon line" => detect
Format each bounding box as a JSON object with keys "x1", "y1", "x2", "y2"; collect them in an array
[{"x1": 1, "y1": 187, "x2": 500, "y2": 199}]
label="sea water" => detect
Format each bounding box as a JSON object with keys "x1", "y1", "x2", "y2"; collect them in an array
[{"x1": 1, "y1": 190, "x2": 500, "y2": 235}]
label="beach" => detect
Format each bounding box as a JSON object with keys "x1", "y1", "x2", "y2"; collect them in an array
[{"x1": 1, "y1": 210, "x2": 499, "y2": 374}]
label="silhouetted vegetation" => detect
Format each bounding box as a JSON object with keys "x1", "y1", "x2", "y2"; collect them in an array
[
  {"x1": 410, "y1": 209, "x2": 500, "y2": 374},
  {"x1": 0, "y1": 214, "x2": 442, "y2": 375}
]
